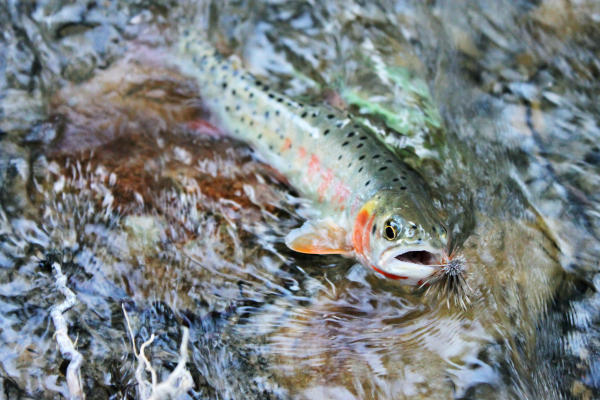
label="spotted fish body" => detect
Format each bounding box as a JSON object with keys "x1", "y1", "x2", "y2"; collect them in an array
[{"x1": 177, "y1": 31, "x2": 449, "y2": 285}]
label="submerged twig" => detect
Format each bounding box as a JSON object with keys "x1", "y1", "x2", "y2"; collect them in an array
[
  {"x1": 122, "y1": 304, "x2": 194, "y2": 400},
  {"x1": 50, "y1": 262, "x2": 85, "y2": 400}
]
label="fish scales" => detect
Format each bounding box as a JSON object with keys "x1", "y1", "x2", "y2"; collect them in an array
[
  {"x1": 179, "y1": 32, "x2": 421, "y2": 214},
  {"x1": 177, "y1": 30, "x2": 450, "y2": 286}
]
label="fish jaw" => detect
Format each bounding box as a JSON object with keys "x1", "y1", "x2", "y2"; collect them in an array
[{"x1": 374, "y1": 246, "x2": 443, "y2": 286}]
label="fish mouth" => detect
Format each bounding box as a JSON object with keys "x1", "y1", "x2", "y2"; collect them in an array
[
  {"x1": 377, "y1": 246, "x2": 443, "y2": 284},
  {"x1": 395, "y1": 250, "x2": 436, "y2": 265}
]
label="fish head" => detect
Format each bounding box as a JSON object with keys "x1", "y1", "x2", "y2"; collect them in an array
[{"x1": 353, "y1": 190, "x2": 448, "y2": 285}]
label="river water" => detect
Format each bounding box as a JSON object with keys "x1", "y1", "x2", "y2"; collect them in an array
[{"x1": 1, "y1": 1, "x2": 600, "y2": 399}]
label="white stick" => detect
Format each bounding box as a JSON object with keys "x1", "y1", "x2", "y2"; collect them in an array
[
  {"x1": 122, "y1": 305, "x2": 194, "y2": 400},
  {"x1": 50, "y1": 262, "x2": 85, "y2": 400}
]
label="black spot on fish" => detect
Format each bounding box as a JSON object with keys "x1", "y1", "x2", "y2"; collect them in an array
[
  {"x1": 338, "y1": 155, "x2": 342, "y2": 160},
  {"x1": 225, "y1": 106, "x2": 230, "y2": 111},
  {"x1": 373, "y1": 155, "x2": 380, "y2": 159},
  {"x1": 263, "y1": 86, "x2": 270, "y2": 91},
  {"x1": 256, "y1": 80, "x2": 262, "y2": 86},
  {"x1": 342, "y1": 141, "x2": 349, "y2": 146},
  {"x1": 372, "y1": 224, "x2": 377, "y2": 235},
  {"x1": 365, "y1": 181, "x2": 370, "y2": 186},
  {"x1": 258, "y1": 134, "x2": 262, "y2": 139},
  {"x1": 386, "y1": 159, "x2": 392, "y2": 163},
  {"x1": 401, "y1": 176, "x2": 406, "y2": 180},
  {"x1": 312, "y1": 113, "x2": 318, "y2": 118},
  {"x1": 250, "y1": 93, "x2": 254, "y2": 98},
  {"x1": 359, "y1": 155, "x2": 365, "y2": 160},
  {"x1": 268, "y1": 94, "x2": 275, "y2": 98},
  {"x1": 278, "y1": 98, "x2": 284, "y2": 102},
  {"x1": 431, "y1": 226, "x2": 436, "y2": 233},
  {"x1": 401, "y1": 187, "x2": 407, "y2": 190},
  {"x1": 265, "y1": 111, "x2": 269, "y2": 118},
  {"x1": 359, "y1": 167, "x2": 363, "y2": 172},
  {"x1": 324, "y1": 129, "x2": 330, "y2": 135},
  {"x1": 298, "y1": 103, "x2": 304, "y2": 107},
  {"x1": 269, "y1": 145, "x2": 273, "y2": 150},
  {"x1": 276, "y1": 110, "x2": 280, "y2": 116},
  {"x1": 222, "y1": 83, "x2": 227, "y2": 89},
  {"x1": 348, "y1": 163, "x2": 352, "y2": 167},
  {"x1": 301, "y1": 112, "x2": 308, "y2": 118},
  {"x1": 347, "y1": 132, "x2": 355, "y2": 138},
  {"x1": 357, "y1": 143, "x2": 364, "y2": 148},
  {"x1": 354, "y1": 124, "x2": 360, "y2": 128},
  {"x1": 393, "y1": 178, "x2": 399, "y2": 182},
  {"x1": 359, "y1": 136, "x2": 367, "y2": 140},
  {"x1": 232, "y1": 90, "x2": 236, "y2": 95},
  {"x1": 379, "y1": 166, "x2": 387, "y2": 171},
  {"x1": 287, "y1": 102, "x2": 293, "y2": 107},
  {"x1": 412, "y1": 224, "x2": 417, "y2": 229},
  {"x1": 327, "y1": 114, "x2": 335, "y2": 119},
  {"x1": 336, "y1": 122, "x2": 344, "y2": 128}
]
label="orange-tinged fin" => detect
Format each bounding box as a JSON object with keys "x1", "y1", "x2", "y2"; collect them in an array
[
  {"x1": 285, "y1": 219, "x2": 351, "y2": 255},
  {"x1": 187, "y1": 119, "x2": 224, "y2": 138}
]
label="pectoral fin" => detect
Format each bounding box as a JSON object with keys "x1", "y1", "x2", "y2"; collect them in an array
[{"x1": 285, "y1": 219, "x2": 352, "y2": 255}]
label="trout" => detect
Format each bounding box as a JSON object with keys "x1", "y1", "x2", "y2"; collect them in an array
[{"x1": 177, "y1": 31, "x2": 450, "y2": 286}]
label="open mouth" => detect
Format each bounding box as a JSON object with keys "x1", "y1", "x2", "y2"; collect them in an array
[
  {"x1": 377, "y1": 246, "x2": 443, "y2": 283},
  {"x1": 395, "y1": 250, "x2": 435, "y2": 266}
]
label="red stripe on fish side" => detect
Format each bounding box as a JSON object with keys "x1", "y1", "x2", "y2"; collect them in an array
[
  {"x1": 308, "y1": 154, "x2": 320, "y2": 177},
  {"x1": 317, "y1": 170, "x2": 334, "y2": 201},
  {"x1": 372, "y1": 265, "x2": 408, "y2": 280},
  {"x1": 353, "y1": 210, "x2": 370, "y2": 256},
  {"x1": 281, "y1": 138, "x2": 292, "y2": 152},
  {"x1": 333, "y1": 181, "x2": 351, "y2": 205},
  {"x1": 299, "y1": 147, "x2": 307, "y2": 159}
]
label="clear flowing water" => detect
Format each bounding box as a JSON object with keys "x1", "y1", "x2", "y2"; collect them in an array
[{"x1": 1, "y1": 1, "x2": 600, "y2": 399}]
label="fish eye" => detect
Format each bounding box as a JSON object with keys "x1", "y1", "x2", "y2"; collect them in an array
[{"x1": 384, "y1": 220, "x2": 397, "y2": 241}]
